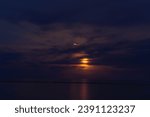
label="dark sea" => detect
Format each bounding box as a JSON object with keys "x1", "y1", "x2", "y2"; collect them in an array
[{"x1": 0, "y1": 64, "x2": 150, "y2": 99}]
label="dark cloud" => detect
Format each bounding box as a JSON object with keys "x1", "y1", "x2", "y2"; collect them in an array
[
  {"x1": 1, "y1": 0, "x2": 150, "y2": 25},
  {"x1": 99, "y1": 38, "x2": 150, "y2": 68},
  {"x1": 0, "y1": 0, "x2": 150, "y2": 81}
]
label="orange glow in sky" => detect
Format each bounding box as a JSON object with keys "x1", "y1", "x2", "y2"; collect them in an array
[{"x1": 80, "y1": 58, "x2": 89, "y2": 64}]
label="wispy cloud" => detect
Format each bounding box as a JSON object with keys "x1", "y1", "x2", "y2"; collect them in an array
[{"x1": 0, "y1": 20, "x2": 150, "y2": 68}]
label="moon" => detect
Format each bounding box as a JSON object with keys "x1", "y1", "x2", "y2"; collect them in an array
[{"x1": 80, "y1": 58, "x2": 89, "y2": 64}]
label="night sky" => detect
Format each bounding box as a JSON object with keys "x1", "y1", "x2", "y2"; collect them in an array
[{"x1": 0, "y1": 0, "x2": 150, "y2": 99}]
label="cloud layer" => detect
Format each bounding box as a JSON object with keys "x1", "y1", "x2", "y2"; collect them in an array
[{"x1": 0, "y1": 0, "x2": 150, "y2": 73}]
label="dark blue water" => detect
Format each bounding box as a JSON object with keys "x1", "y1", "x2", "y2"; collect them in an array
[{"x1": 0, "y1": 64, "x2": 150, "y2": 99}]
